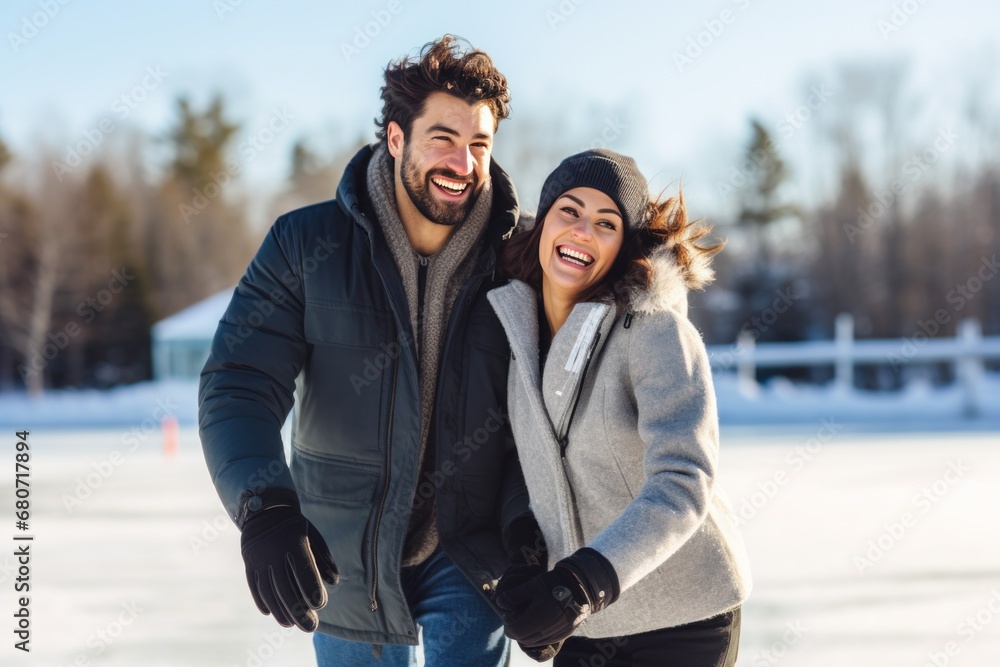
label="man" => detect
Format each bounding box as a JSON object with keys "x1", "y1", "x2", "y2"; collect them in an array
[{"x1": 199, "y1": 36, "x2": 543, "y2": 666}]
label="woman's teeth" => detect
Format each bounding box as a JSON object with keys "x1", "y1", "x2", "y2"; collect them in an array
[{"x1": 558, "y1": 246, "x2": 594, "y2": 266}]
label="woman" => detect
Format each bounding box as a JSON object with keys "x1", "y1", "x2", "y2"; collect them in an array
[{"x1": 487, "y1": 149, "x2": 751, "y2": 666}]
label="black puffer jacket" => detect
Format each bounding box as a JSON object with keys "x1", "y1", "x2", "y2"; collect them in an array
[{"x1": 199, "y1": 145, "x2": 527, "y2": 645}]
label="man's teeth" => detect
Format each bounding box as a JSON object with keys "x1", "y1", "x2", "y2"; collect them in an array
[
  {"x1": 558, "y1": 247, "x2": 594, "y2": 266},
  {"x1": 432, "y1": 177, "x2": 468, "y2": 193}
]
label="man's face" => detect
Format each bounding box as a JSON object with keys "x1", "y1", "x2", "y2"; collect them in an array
[{"x1": 387, "y1": 91, "x2": 495, "y2": 227}]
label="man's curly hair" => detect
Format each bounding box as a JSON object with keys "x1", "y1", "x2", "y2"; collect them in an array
[{"x1": 375, "y1": 35, "x2": 511, "y2": 142}]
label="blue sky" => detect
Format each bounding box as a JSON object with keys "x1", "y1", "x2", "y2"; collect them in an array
[{"x1": 3, "y1": 0, "x2": 999, "y2": 219}]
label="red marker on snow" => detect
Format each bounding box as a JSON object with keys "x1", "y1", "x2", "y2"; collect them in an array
[{"x1": 162, "y1": 414, "x2": 179, "y2": 459}]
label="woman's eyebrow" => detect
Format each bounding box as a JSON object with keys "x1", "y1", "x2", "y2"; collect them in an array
[{"x1": 558, "y1": 194, "x2": 622, "y2": 218}]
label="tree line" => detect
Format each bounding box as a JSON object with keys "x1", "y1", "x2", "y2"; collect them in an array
[{"x1": 0, "y1": 60, "x2": 997, "y2": 395}]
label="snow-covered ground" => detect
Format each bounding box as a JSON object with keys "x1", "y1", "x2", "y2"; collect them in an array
[
  {"x1": 3, "y1": 371, "x2": 999, "y2": 430},
  {"x1": 0, "y1": 374, "x2": 997, "y2": 664},
  {"x1": 0, "y1": 426, "x2": 997, "y2": 666}
]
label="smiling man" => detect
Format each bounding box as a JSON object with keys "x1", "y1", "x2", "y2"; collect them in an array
[{"x1": 199, "y1": 36, "x2": 542, "y2": 666}]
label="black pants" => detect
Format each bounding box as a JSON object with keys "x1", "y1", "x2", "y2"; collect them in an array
[{"x1": 554, "y1": 607, "x2": 741, "y2": 667}]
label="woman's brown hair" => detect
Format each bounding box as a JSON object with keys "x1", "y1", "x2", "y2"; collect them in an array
[{"x1": 501, "y1": 187, "x2": 724, "y2": 315}]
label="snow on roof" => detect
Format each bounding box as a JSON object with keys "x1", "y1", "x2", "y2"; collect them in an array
[{"x1": 153, "y1": 288, "x2": 234, "y2": 342}]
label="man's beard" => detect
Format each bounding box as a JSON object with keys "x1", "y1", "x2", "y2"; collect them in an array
[{"x1": 400, "y1": 144, "x2": 480, "y2": 227}]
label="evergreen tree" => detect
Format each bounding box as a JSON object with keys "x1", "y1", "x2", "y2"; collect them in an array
[
  {"x1": 167, "y1": 95, "x2": 240, "y2": 189},
  {"x1": 735, "y1": 119, "x2": 801, "y2": 272}
]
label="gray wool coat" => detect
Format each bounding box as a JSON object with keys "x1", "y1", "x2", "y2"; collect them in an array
[{"x1": 487, "y1": 247, "x2": 752, "y2": 639}]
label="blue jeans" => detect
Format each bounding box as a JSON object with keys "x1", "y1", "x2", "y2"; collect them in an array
[{"x1": 313, "y1": 548, "x2": 509, "y2": 666}]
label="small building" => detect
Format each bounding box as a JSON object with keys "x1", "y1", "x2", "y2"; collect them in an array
[
  {"x1": 152, "y1": 287, "x2": 294, "y2": 449},
  {"x1": 151, "y1": 289, "x2": 234, "y2": 381}
]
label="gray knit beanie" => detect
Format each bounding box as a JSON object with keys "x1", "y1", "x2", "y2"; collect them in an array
[{"x1": 536, "y1": 149, "x2": 649, "y2": 239}]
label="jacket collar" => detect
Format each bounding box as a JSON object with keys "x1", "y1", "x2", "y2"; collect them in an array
[{"x1": 487, "y1": 280, "x2": 615, "y2": 440}]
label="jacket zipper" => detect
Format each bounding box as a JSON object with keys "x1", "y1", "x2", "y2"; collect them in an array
[
  {"x1": 371, "y1": 257, "x2": 491, "y2": 610},
  {"x1": 351, "y1": 203, "x2": 406, "y2": 615},
  {"x1": 352, "y1": 201, "x2": 494, "y2": 612},
  {"x1": 370, "y1": 356, "x2": 399, "y2": 612},
  {"x1": 557, "y1": 331, "x2": 601, "y2": 457}
]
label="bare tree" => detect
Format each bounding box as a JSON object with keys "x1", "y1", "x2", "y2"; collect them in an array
[{"x1": 0, "y1": 155, "x2": 75, "y2": 396}]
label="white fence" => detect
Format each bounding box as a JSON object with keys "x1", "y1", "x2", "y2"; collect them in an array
[{"x1": 706, "y1": 314, "x2": 1000, "y2": 417}]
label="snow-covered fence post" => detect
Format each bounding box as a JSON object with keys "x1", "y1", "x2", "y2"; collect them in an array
[
  {"x1": 834, "y1": 313, "x2": 854, "y2": 394},
  {"x1": 956, "y1": 318, "x2": 983, "y2": 418},
  {"x1": 736, "y1": 330, "x2": 758, "y2": 397}
]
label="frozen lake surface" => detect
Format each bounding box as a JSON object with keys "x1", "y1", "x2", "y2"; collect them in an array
[{"x1": 1, "y1": 426, "x2": 997, "y2": 666}]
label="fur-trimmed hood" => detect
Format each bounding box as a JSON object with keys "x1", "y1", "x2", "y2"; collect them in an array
[{"x1": 628, "y1": 244, "x2": 715, "y2": 318}]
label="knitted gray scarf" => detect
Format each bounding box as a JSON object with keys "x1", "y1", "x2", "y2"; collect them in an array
[{"x1": 366, "y1": 143, "x2": 493, "y2": 566}]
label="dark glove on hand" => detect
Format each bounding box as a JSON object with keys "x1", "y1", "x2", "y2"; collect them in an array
[
  {"x1": 497, "y1": 514, "x2": 548, "y2": 613},
  {"x1": 502, "y1": 512, "x2": 548, "y2": 569},
  {"x1": 495, "y1": 547, "x2": 620, "y2": 648},
  {"x1": 240, "y1": 504, "x2": 339, "y2": 632},
  {"x1": 496, "y1": 563, "x2": 565, "y2": 662},
  {"x1": 518, "y1": 638, "x2": 565, "y2": 663},
  {"x1": 499, "y1": 514, "x2": 563, "y2": 661}
]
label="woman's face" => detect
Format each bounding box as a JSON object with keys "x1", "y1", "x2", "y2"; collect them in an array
[{"x1": 538, "y1": 187, "x2": 624, "y2": 301}]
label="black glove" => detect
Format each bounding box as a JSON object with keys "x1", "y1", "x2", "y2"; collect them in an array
[
  {"x1": 498, "y1": 514, "x2": 563, "y2": 661},
  {"x1": 496, "y1": 563, "x2": 564, "y2": 662},
  {"x1": 495, "y1": 547, "x2": 619, "y2": 648},
  {"x1": 240, "y1": 501, "x2": 339, "y2": 632},
  {"x1": 502, "y1": 512, "x2": 548, "y2": 569}
]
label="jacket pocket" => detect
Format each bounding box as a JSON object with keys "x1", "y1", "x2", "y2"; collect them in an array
[
  {"x1": 304, "y1": 299, "x2": 390, "y2": 349},
  {"x1": 598, "y1": 385, "x2": 637, "y2": 500},
  {"x1": 291, "y1": 448, "x2": 380, "y2": 584},
  {"x1": 298, "y1": 300, "x2": 392, "y2": 455}
]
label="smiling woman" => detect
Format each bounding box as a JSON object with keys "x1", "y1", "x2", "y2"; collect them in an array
[{"x1": 490, "y1": 149, "x2": 744, "y2": 667}]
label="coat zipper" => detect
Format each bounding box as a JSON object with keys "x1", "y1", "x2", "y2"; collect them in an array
[
  {"x1": 351, "y1": 203, "x2": 407, "y2": 615},
  {"x1": 371, "y1": 256, "x2": 491, "y2": 610},
  {"x1": 557, "y1": 331, "x2": 601, "y2": 457},
  {"x1": 352, "y1": 200, "x2": 495, "y2": 612},
  {"x1": 370, "y1": 356, "x2": 398, "y2": 612}
]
